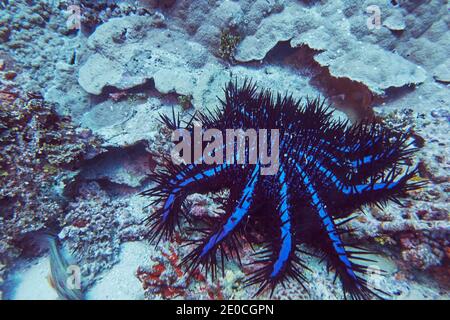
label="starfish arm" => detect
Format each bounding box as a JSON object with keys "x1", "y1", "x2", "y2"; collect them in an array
[
  {"x1": 295, "y1": 163, "x2": 382, "y2": 299},
  {"x1": 336, "y1": 166, "x2": 424, "y2": 211},
  {"x1": 304, "y1": 139, "x2": 397, "y2": 172},
  {"x1": 301, "y1": 146, "x2": 423, "y2": 212},
  {"x1": 298, "y1": 149, "x2": 422, "y2": 207},
  {"x1": 142, "y1": 163, "x2": 230, "y2": 242},
  {"x1": 304, "y1": 126, "x2": 416, "y2": 186},
  {"x1": 270, "y1": 168, "x2": 293, "y2": 279},
  {"x1": 245, "y1": 166, "x2": 308, "y2": 296},
  {"x1": 181, "y1": 165, "x2": 260, "y2": 277},
  {"x1": 343, "y1": 129, "x2": 416, "y2": 183}
]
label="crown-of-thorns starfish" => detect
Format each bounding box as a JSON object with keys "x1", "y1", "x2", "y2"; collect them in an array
[{"x1": 142, "y1": 80, "x2": 423, "y2": 299}]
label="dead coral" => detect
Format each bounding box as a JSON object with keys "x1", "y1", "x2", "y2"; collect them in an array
[{"x1": 0, "y1": 1, "x2": 53, "y2": 43}]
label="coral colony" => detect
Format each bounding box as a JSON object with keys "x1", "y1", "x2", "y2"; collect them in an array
[{"x1": 143, "y1": 80, "x2": 423, "y2": 299}]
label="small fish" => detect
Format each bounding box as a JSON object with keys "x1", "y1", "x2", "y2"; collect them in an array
[
  {"x1": 20, "y1": 232, "x2": 83, "y2": 300},
  {"x1": 47, "y1": 235, "x2": 83, "y2": 300}
]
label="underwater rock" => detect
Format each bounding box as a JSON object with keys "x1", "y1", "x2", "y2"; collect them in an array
[
  {"x1": 79, "y1": 143, "x2": 154, "y2": 188},
  {"x1": 433, "y1": 60, "x2": 450, "y2": 83},
  {"x1": 78, "y1": 15, "x2": 207, "y2": 96},
  {"x1": 383, "y1": 12, "x2": 406, "y2": 31},
  {"x1": 235, "y1": 1, "x2": 426, "y2": 95}
]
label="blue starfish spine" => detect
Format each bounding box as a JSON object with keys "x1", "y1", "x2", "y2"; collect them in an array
[{"x1": 142, "y1": 79, "x2": 424, "y2": 299}]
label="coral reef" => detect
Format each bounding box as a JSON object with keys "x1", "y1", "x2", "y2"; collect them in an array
[
  {"x1": 185, "y1": 0, "x2": 440, "y2": 97},
  {"x1": 0, "y1": 93, "x2": 102, "y2": 297},
  {"x1": 77, "y1": 15, "x2": 205, "y2": 96},
  {"x1": 0, "y1": 0, "x2": 94, "y2": 120},
  {"x1": 0, "y1": 1, "x2": 53, "y2": 44},
  {"x1": 79, "y1": 95, "x2": 180, "y2": 152},
  {"x1": 234, "y1": 1, "x2": 429, "y2": 95},
  {"x1": 348, "y1": 106, "x2": 450, "y2": 290},
  {"x1": 0, "y1": 1, "x2": 68, "y2": 87},
  {"x1": 75, "y1": 0, "x2": 447, "y2": 123},
  {"x1": 0, "y1": 0, "x2": 448, "y2": 300}
]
